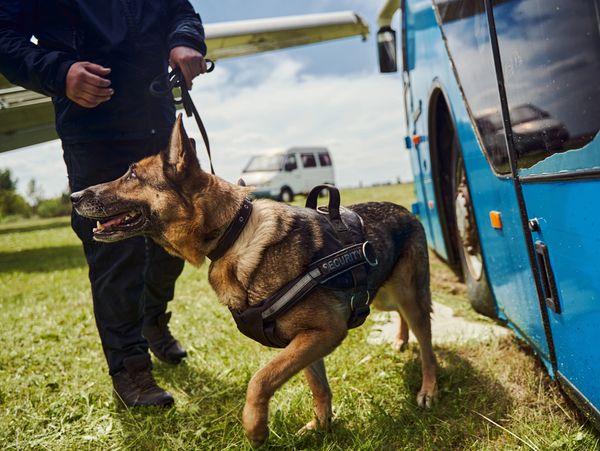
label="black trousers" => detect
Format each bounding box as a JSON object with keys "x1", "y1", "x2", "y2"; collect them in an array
[{"x1": 63, "y1": 136, "x2": 185, "y2": 375}]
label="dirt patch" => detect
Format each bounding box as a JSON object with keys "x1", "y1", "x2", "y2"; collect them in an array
[{"x1": 368, "y1": 302, "x2": 510, "y2": 346}]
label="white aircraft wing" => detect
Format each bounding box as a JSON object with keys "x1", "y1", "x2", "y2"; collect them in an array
[{"x1": 0, "y1": 11, "x2": 369, "y2": 153}]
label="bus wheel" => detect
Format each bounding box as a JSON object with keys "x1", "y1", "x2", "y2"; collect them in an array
[
  {"x1": 279, "y1": 187, "x2": 294, "y2": 203},
  {"x1": 453, "y1": 151, "x2": 497, "y2": 318}
]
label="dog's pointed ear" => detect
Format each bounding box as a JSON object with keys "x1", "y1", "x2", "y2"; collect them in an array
[{"x1": 162, "y1": 114, "x2": 200, "y2": 178}]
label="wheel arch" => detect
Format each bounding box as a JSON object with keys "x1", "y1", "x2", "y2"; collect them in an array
[
  {"x1": 279, "y1": 185, "x2": 294, "y2": 202},
  {"x1": 427, "y1": 82, "x2": 462, "y2": 276},
  {"x1": 280, "y1": 184, "x2": 293, "y2": 193}
]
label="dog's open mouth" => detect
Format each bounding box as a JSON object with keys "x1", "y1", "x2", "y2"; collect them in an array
[{"x1": 92, "y1": 209, "x2": 146, "y2": 238}]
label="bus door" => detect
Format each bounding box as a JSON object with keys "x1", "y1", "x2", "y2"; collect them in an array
[
  {"x1": 380, "y1": 0, "x2": 440, "y2": 249},
  {"x1": 493, "y1": 0, "x2": 600, "y2": 413},
  {"x1": 406, "y1": 0, "x2": 452, "y2": 256},
  {"x1": 431, "y1": 0, "x2": 552, "y2": 362}
]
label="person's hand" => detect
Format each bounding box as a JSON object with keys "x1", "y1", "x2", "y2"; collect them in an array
[
  {"x1": 169, "y1": 46, "x2": 207, "y2": 89},
  {"x1": 66, "y1": 62, "x2": 113, "y2": 108}
]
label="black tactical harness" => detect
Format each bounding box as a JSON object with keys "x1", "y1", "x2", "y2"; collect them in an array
[{"x1": 209, "y1": 185, "x2": 378, "y2": 348}]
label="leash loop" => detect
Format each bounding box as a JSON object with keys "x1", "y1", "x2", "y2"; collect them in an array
[{"x1": 149, "y1": 60, "x2": 216, "y2": 175}]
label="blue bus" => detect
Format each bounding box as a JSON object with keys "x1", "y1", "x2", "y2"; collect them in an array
[{"x1": 376, "y1": 0, "x2": 600, "y2": 424}]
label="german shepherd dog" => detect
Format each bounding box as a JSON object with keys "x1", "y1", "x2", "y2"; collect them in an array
[{"x1": 72, "y1": 115, "x2": 437, "y2": 447}]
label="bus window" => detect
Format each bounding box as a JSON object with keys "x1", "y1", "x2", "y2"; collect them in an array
[
  {"x1": 493, "y1": 0, "x2": 600, "y2": 169},
  {"x1": 434, "y1": 0, "x2": 511, "y2": 174}
]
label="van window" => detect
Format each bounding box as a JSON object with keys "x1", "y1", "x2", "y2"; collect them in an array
[
  {"x1": 318, "y1": 153, "x2": 332, "y2": 167},
  {"x1": 244, "y1": 154, "x2": 284, "y2": 172},
  {"x1": 301, "y1": 153, "x2": 317, "y2": 168},
  {"x1": 284, "y1": 154, "x2": 297, "y2": 171}
]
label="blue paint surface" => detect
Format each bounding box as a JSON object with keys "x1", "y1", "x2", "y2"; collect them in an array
[
  {"x1": 523, "y1": 179, "x2": 600, "y2": 410},
  {"x1": 402, "y1": 0, "x2": 600, "y2": 414},
  {"x1": 405, "y1": 0, "x2": 551, "y2": 368}
]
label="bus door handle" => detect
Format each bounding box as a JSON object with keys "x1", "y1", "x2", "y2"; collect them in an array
[
  {"x1": 534, "y1": 241, "x2": 561, "y2": 314},
  {"x1": 412, "y1": 99, "x2": 422, "y2": 124}
]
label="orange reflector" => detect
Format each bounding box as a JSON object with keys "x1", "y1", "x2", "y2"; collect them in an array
[
  {"x1": 489, "y1": 211, "x2": 503, "y2": 229},
  {"x1": 412, "y1": 135, "x2": 421, "y2": 145},
  {"x1": 428, "y1": 200, "x2": 434, "y2": 210}
]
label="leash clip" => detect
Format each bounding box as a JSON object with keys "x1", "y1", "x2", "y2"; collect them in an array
[
  {"x1": 148, "y1": 59, "x2": 216, "y2": 175},
  {"x1": 149, "y1": 59, "x2": 215, "y2": 99}
]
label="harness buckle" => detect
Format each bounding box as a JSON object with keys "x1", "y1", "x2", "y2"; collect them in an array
[
  {"x1": 362, "y1": 241, "x2": 378, "y2": 267},
  {"x1": 350, "y1": 291, "x2": 371, "y2": 311}
]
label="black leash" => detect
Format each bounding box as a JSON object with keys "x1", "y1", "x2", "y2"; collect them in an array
[{"x1": 149, "y1": 60, "x2": 216, "y2": 175}]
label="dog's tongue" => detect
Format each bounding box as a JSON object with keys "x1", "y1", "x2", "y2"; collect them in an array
[{"x1": 102, "y1": 214, "x2": 125, "y2": 228}]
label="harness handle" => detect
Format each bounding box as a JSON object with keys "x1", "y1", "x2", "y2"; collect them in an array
[{"x1": 305, "y1": 184, "x2": 342, "y2": 223}]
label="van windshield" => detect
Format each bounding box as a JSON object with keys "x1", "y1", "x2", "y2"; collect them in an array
[{"x1": 243, "y1": 154, "x2": 284, "y2": 172}]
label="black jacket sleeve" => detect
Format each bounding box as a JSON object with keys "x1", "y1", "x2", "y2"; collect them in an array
[
  {"x1": 167, "y1": 0, "x2": 207, "y2": 56},
  {"x1": 0, "y1": 1, "x2": 75, "y2": 97}
]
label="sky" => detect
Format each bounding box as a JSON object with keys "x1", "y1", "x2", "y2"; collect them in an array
[{"x1": 0, "y1": 0, "x2": 410, "y2": 199}]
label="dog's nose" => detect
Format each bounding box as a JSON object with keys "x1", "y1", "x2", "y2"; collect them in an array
[{"x1": 70, "y1": 190, "x2": 87, "y2": 205}]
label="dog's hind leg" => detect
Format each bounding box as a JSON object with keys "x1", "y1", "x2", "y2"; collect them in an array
[
  {"x1": 392, "y1": 312, "x2": 409, "y2": 352},
  {"x1": 298, "y1": 358, "x2": 332, "y2": 434},
  {"x1": 370, "y1": 285, "x2": 409, "y2": 352},
  {"x1": 243, "y1": 328, "x2": 345, "y2": 447},
  {"x1": 386, "y1": 255, "x2": 438, "y2": 408},
  {"x1": 401, "y1": 295, "x2": 437, "y2": 408}
]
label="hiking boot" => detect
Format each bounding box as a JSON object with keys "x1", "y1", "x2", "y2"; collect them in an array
[
  {"x1": 112, "y1": 354, "x2": 175, "y2": 407},
  {"x1": 112, "y1": 354, "x2": 174, "y2": 407},
  {"x1": 142, "y1": 312, "x2": 187, "y2": 364}
]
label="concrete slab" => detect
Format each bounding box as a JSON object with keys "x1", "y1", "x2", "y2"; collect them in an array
[{"x1": 367, "y1": 301, "x2": 510, "y2": 346}]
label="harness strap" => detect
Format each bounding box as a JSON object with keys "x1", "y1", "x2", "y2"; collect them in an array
[
  {"x1": 229, "y1": 185, "x2": 379, "y2": 348},
  {"x1": 207, "y1": 198, "x2": 253, "y2": 261},
  {"x1": 262, "y1": 243, "x2": 372, "y2": 321},
  {"x1": 307, "y1": 185, "x2": 373, "y2": 327},
  {"x1": 231, "y1": 240, "x2": 377, "y2": 347}
]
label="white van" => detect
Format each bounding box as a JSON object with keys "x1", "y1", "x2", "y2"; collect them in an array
[{"x1": 240, "y1": 147, "x2": 335, "y2": 202}]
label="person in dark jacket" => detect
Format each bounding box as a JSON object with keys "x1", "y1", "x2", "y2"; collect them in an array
[{"x1": 0, "y1": 0, "x2": 208, "y2": 407}]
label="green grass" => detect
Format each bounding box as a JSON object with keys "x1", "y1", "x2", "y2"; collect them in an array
[{"x1": 0, "y1": 184, "x2": 598, "y2": 450}]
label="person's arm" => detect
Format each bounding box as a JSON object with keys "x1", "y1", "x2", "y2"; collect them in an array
[
  {"x1": 0, "y1": 2, "x2": 113, "y2": 107},
  {"x1": 167, "y1": 0, "x2": 207, "y2": 56},
  {"x1": 167, "y1": 0, "x2": 208, "y2": 89},
  {"x1": 0, "y1": 1, "x2": 75, "y2": 97}
]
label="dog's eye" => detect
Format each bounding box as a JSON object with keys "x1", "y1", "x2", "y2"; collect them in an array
[{"x1": 127, "y1": 169, "x2": 138, "y2": 181}]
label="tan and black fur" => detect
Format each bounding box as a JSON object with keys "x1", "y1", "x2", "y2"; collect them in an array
[{"x1": 72, "y1": 115, "x2": 438, "y2": 447}]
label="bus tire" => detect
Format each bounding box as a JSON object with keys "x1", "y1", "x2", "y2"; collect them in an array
[
  {"x1": 451, "y1": 145, "x2": 497, "y2": 319},
  {"x1": 279, "y1": 187, "x2": 294, "y2": 203}
]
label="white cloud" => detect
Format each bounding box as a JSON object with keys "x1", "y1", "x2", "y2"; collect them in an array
[
  {"x1": 186, "y1": 55, "x2": 412, "y2": 187},
  {"x1": 0, "y1": 55, "x2": 412, "y2": 198}
]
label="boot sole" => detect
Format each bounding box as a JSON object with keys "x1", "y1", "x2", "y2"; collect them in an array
[
  {"x1": 114, "y1": 393, "x2": 175, "y2": 408},
  {"x1": 149, "y1": 349, "x2": 187, "y2": 365}
]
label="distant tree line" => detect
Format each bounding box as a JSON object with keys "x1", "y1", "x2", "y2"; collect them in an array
[{"x1": 0, "y1": 168, "x2": 71, "y2": 221}]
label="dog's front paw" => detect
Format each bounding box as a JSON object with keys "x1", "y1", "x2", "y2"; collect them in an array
[
  {"x1": 296, "y1": 417, "x2": 332, "y2": 437},
  {"x1": 416, "y1": 384, "x2": 438, "y2": 409},
  {"x1": 247, "y1": 436, "x2": 267, "y2": 449},
  {"x1": 296, "y1": 419, "x2": 318, "y2": 436},
  {"x1": 243, "y1": 402, "x2": 269, "y2": 448},
  {"x1": 245, "y1": 425, "x2": 269, "y2": 449}
]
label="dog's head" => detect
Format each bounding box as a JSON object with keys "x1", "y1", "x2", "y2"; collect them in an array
[{"x1": 72, "y1": 114, "x2": 208, "y2": 246}]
